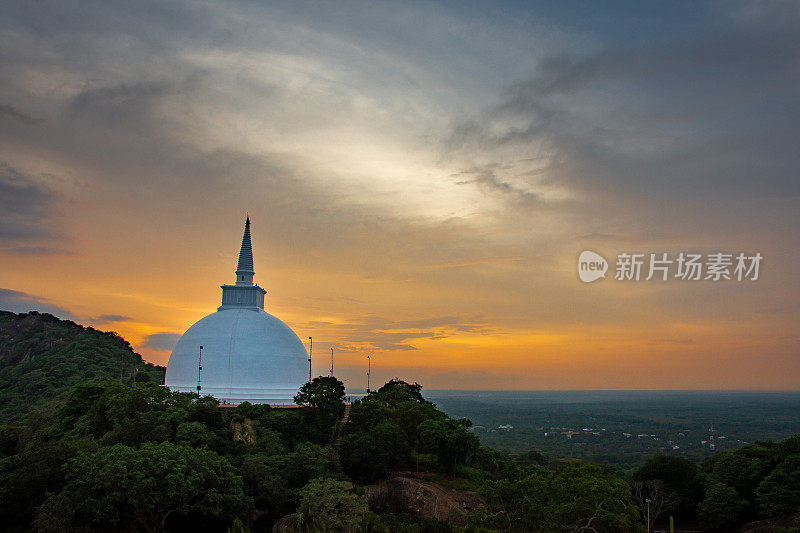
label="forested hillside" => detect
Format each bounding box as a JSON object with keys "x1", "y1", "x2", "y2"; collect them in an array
[{"x1": 0, "y1": 310, "x2": 164, "y2": 421}]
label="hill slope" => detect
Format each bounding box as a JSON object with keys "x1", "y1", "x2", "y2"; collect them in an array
[{"x1": 0, "y1": 310, "x2": 164, "y2": 421}]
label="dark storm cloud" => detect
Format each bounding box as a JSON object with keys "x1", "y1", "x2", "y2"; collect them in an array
[
  {"x1": 67, "y1": 81, "x2": 175, "y2": 121},
  {"x1": 140, "y1": 332, "x2": 181, "y2": 352},
  {"x1": 513, "y1": 30, "x2": 800, "y2": 98},
  {"x1": 455, "y1": 24, "x2": 800, "y2": 202},
  {"x1": 0, "y1": 163, "x2": 59, "y2": 243},
  {"x1": 0, "y1": 14, "x2": 312, "y2": 209},
  {"x1": 0, "y1": 288, "x2": 76, "y2": 320},
  {"x1": 0, "y1": 104, "x2": 43, "y2": 125},
  {"x1": 1, "y1": 81, "x2": 304, "y2": 213}
]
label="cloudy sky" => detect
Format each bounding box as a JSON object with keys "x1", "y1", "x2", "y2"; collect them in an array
[{"x1": 1, "y1": 0, "x2": 798, "y2": 389}]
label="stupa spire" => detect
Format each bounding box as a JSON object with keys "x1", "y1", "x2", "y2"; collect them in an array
[
  {"x1": 218, "y1": 215, "x2": 266, "y2": 310},
  {"x1": 235, "y1": 215, "x2": 255, "y2": 285}
]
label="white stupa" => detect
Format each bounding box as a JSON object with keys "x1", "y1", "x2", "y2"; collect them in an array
[{"x1": 165, "y1": 216, "x2": 308, "y2": 404}]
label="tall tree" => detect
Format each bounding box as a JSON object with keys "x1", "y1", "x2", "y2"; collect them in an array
[
  {"x1": 631, "y1": 480, "x2": 677, "y2": 531},
  {"x1": 369, "y1": 379, "x2": 428, "y2": 408},
  {"x1": 632, "y1": 455, "x2": 702, "y2": 520},
  {"x1": 294, "y1": 376, "x2": 346, "y2": 428}
]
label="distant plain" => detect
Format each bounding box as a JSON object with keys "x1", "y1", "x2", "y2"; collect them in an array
[{"x1": 415, "y1": 390, "x2": 800, "y2": 471}]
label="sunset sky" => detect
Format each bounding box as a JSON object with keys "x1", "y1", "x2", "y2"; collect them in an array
[{"x1": 1, "y1": 1, "x2": 798, "y2": 389}]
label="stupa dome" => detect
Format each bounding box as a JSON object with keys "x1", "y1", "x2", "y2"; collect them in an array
[{"x1": 164, "y1": 217, "x2": 308, "y2": 404}]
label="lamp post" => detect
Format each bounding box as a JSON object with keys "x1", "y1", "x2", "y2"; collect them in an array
[
  {"x1": 308, "y1": 337, "x2": 312, "y2": 382},
  {"x1": 197, "y1": 345, "x2": 203, "y2": 394},
  {"x1": 645, "y1": 498, "x2": 651, "y2": 532},
  {"x1": 366, "y1": 354, "x2": 371, "y2": 393}
]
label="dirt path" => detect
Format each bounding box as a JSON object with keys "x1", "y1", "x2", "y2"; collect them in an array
[{"x1": 332, "y1": 403, "x2": 351, "y2": 448}]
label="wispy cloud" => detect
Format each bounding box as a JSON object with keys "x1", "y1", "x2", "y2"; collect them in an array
[
  {"x1": 90, "y1": 314, "x2": 132, "y2": 324},
  {"x1": 302, "y1": 315, "x2": 491, "y2": 352},
  {"x1": 140, "y1": 332, "x2": 181, "y2": 352},
  {"x1": 3, "y1": 246, "x2": 73, "y2": 255}
]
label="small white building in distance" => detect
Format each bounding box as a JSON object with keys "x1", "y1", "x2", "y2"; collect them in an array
[{"x1": 165, "y1": 216, "x2": 308, "y2": 404}]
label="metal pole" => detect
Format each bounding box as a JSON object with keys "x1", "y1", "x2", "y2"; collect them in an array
[
  {"x1": 646, "y1": 498, "x2": 651, "y2": 532},
  {"x1": 330, "y1": 347, "x2": 334, "y2": 376},
  {"x1": 197, "y1": 345, "x2": 203, "y2": 394},
  {"x1": 308, "y1": 337, "x2": 313, "y2": 382},
  {"x1": 366, "y1": 354, "x2": 371, "y2": 393}
]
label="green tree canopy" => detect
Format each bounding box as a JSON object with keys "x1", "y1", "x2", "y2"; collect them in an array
[
  {"x1": 0, "y1": 437, "x2": 91, "y2": 531},
  {"x1": 702, "y1": 443, "x2": 777, "y2": 504},
  {"x1": 472, "y1": 462, "x2": 642, "y2": 532},
  {"x1": 370, "y1": 379, "x2": 428, "y2": 408},
  {"x1": 231, "y1": 401, "x2": 272, "y2": 423},
  {"x1": 697, "y1": 480, "x2": 748, "y2": 531},
  {"x1": 417, "y1": 418, "x2": 480, "y2": 474},
  {"x1": 632, "y1": 454, "x2": 703, "y2": 520},
  {"x1": 294, "y1": 376, "x2": 346, "y2": 427},
  {"x1": 756, "y1": 454, "x2": 800, "y2": 517},
  {"x1": 395, "y1": 400, "x2": 445, "y2": 446},
  {"x1": 476, "y1": 469, "x2": 550, "y2": 532},
  {"x1": 339, "y1": 419, "x2": 411, "y2": 483},
  {"x1": 547, "y1": 461, "x2": 642, "y2": 533},
  {"x1": 50, "y1": 380, "x2": 231, "y2": 449},
  {"x1": 34, "y1": 441, "x2": 250, "y2": 533},
  {"x1": 285, "y1": 477, "x2": 367, "y2": 533},
  {"x1": 240, "y1": 442, "x2": 337, "y2": 525},
  {"x1": 0, "y1": 311, "x2": 164, "y2": 422},
  {"x1": 345, "y1": 397, "x2": 391, "y2": 433}
]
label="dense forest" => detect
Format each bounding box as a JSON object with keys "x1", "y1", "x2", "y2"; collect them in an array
[
  {"x1": 0, "y1": 311, "x2": 164, "y2": 421},
  {"x1": 0, "y1": 311, "x2": 799, "y2": 532}
]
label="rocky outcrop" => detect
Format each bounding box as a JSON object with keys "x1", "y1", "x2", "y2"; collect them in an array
[
  {"x1": 365, "y1": 473, "x2": 484, "y2": 525},
  {"x1": 231, "y1": 419, "x2": 255, "y2": 444},
  {"x1": 735, "y1": 513, "x2": 800, "y2": 533},
  {"x1": 271, "y1": 515, "x2": 290, "y2": 533}
]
